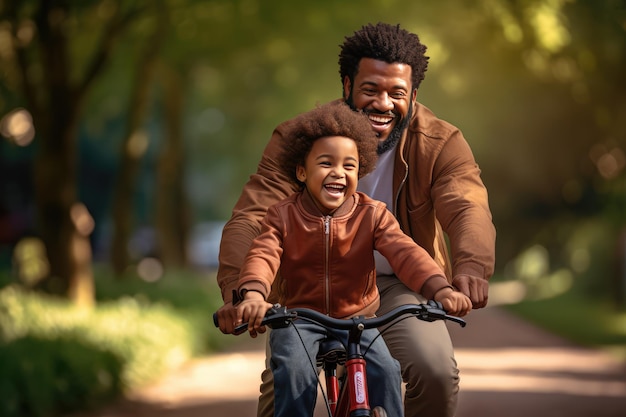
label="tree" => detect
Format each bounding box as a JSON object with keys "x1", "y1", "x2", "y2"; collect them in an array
[
  {"x1": 109, "y1": 2, "x2": 168, "y2": 276},
  {"x1": 0, "y1": 0, "x2": 148, "y2": 304}
]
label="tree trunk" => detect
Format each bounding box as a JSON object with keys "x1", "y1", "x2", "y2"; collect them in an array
[
  {"x1": 110, "y1": 5, "x2": 168, "y2": 276},
  {"x1": 28, "y1": 1, "x2": 94, "y2": 307},
  {"x1": 156, "y1": 63, "x2": 190, "y2": 268},
  {"x1": 33, "y1": 119, "x2": 94, "y2": 308}
]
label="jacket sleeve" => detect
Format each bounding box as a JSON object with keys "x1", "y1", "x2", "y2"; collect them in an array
[
  {"x1": 374, "y1": 205, "x2": 450, "y2": 299},
  {"x1": 236, "y1": 206, "x2": 285, "y2": 301},
  {"x1": 431, "y1": 129, "x2": 496, "y2": 280},
  {"x1": 216, "y1": 123, "x2": 297, "y2": 303}
]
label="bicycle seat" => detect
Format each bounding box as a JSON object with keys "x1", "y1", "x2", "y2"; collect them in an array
[{"x1": 316, "y1": 338, "x2": 346, "y2": 367}]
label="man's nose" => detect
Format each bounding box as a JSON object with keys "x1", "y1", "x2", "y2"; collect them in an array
[{"x1": 373, "y1": 92, "x2": 393, "y2": 112}]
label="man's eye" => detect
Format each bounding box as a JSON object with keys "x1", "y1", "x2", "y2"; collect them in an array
[{"x1": 391, "y1": 92, "x2": 406, "y2": 98}]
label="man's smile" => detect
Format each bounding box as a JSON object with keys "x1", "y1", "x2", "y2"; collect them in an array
[{"x1": 365, "y1": 111, "x2": 396, "y2": 135}]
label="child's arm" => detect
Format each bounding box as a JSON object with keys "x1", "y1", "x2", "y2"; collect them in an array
[
  {"x1": 433, "y1": 287, "x2": 472, "y2": 317},
  {"x1": 235, "y1": 290, "x2": 274, "y2": 338}
]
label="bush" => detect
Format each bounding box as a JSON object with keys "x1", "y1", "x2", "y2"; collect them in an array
[
  {"x1": 0, "y1": 278, "x2": 218, "y2": 417},
  {"x1": 91, "y1": 266, "x2": 228, "y2": 353},
  {"x1": 0, "y1": 336, "x2": 122, "y2": 417}
]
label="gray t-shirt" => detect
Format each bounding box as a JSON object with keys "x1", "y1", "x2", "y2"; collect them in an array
[{"x1": 357, "y1": 147, "x2": 396, "y2": 276}]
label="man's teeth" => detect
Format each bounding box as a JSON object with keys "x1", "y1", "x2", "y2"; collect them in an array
[{"x1": 369, "y1": 114, "x2": 393, "y2": 124}]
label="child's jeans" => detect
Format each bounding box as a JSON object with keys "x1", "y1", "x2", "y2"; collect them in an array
[{"x1": 269, "y1": 319, "x2": 403, "y2": 417}]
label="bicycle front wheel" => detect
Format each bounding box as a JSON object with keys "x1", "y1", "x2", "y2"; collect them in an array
[{"x1": 372, "y1": 406, "x2": 388, "y2": 417}]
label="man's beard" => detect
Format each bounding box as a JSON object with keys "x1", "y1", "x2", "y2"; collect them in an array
[{"x1": 346, "y1": 94, "x2": 413, "y2": 155}]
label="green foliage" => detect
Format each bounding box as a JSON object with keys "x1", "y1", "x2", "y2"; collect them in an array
[
  {"x1": 92, "y1": 266, "x2": 227, "y2": 352},
  {"x1": 0, "y1": 336, "x2": 122, "y2": 417},
  {"x1": 0, "y1": 270, "x2": 226, "y2": 417},
  {"x1": 505, "y1": 291, "x2": 626, "y2": 361}
]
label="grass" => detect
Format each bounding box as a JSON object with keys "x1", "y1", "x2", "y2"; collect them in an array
[
  {"x1": 92, "y1": 265, "x2": 233, "y2": 354},
  {"x1": 504, "y1": 290, "x2": 626, "y2": 361}
]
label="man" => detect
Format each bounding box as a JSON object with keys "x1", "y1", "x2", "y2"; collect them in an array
[{"x1": 216, "y1": 22, "x2": 496, "y2": 417}]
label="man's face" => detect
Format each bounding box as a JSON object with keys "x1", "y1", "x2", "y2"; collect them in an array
[{"x1": 344, "y1": 58, "x2": 416, "y2": 153}]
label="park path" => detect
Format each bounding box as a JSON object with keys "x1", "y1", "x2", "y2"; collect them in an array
[{"x1": 78, "y1": 305, "x2": 626, "y2": 417}]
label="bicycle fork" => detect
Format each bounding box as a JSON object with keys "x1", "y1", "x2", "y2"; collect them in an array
[{"x1": 333, "y1": 323, "x2": 372, "y2": 417}]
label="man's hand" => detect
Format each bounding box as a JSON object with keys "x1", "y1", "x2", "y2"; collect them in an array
[
  {"x1": 215, "y1": 301, "x2": 239, "y2": 334},
  {"x1": 452, "y1": 274, "x2": 489, "y2": 309}
]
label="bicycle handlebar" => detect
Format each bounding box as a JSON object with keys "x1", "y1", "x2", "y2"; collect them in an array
[{"x1": 214, "y1": 300, "x2": 466, "y2": 335}]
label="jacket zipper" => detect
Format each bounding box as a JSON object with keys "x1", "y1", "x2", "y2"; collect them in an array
[
  {"x1": 394, "y1": 154, "x2": 409, "y2": 218},
  {"x1": 324, "y1": 215, "x2": 331, "y2": 315}
]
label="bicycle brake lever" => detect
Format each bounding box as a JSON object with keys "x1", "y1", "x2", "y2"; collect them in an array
[
  {"x1": 265, "y1": 304, "x2": 296, "y2": 329},
  {"x1": 446, "y1": 315, "x2": 467, "y2": 327},
  {"x1": 417, "y1": 300, "x2": 447, "y2": 322},
  {"x1": 421, "y1": 300, "x2": 467, "y2": 327}
]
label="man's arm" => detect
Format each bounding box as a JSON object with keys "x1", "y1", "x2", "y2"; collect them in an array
[
  {"x1": 217, "y1": 122, "x2": 297, "y2": 303},
  {"x1": 214, "y1": 124, "x2": 296, "y2": 335},
  {"x1": 431, "y1": 130, "x2": 496, "y2": 308}
]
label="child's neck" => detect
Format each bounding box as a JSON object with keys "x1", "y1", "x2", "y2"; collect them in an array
[{"x1": 304, "y1": 188, "x2": 351, "y2": 216}]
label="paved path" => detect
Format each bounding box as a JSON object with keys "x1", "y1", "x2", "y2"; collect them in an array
[{"x1": 80, "y1": 306, "x2": 626, "y2": 417}]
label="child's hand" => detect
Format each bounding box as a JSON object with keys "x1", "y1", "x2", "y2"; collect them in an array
[
  {"x1": 434, "y1": 287, "x2": 472, "y2": 317},
  {"x1": 235, "y1": 291, "x2": 273, "y2": 338}
]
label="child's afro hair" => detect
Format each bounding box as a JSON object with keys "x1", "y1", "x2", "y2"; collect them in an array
[{"x1": 278, "y1": 101, "x2": 379, "y2": 188}]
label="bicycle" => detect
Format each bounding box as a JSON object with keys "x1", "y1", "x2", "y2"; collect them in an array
[{"x1": 214, "y1": 300, "x2": 466, "y2": 417}]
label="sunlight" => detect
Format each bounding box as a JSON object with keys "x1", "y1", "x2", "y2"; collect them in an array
[
  {"x1": 500, "y1": 245, "x2": 574, "y2": 303},
  {"x1": 12, "y1": 237, "x2": 50, "y2": 287},
  {"x1": 589, "y1": 143, "x2": 626, "y2": 180},
  {"x1": 70, "y1": 203, "x2": 95, "y2": 237},
  {"x1": 0, "y1": 108, "x2": 35, "y2": 146},
  {"x1": 539, "y1": 268, "x2": 573, "y2": 298},
  {"x1": 513, "y1": 244, "x2": 550, "y2": 284},
  {"x1": 526, "y1": 0, "x2": 571, "y2": 53},
  {"x1": 488, "y1": 280, "x2": 527, "y2": 306},
  {"x1": 137, "y1": 257, "x2": 164, "y2": 282},
  {"x1": 610, "y1": 313, "x2": 626, "y2": 336},
  {"x1": 481, "y1": 0, "x2": 523, "y2": 44},
  {"x1": 127, "y1": 130, "x2": 149, "y2": 159},
  {"x1": 456, "y1": 348, "x2": 626, "y2": 397},
  {"x1": 569, "y1": 247, "x2": 590, "y2": 273}
]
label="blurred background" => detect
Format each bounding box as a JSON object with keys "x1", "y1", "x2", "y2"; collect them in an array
[{"x1": 0, "y1": 0, "x2": 625, "y2": 415}]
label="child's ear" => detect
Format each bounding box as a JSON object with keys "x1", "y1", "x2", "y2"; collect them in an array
[{"x1": 296, "y1": 165, "x2": 306, "y2": 183}]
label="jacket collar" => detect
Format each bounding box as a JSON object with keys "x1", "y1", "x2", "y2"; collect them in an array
[{"x1": 298, "y1": 188, "x2": 358, "y2": 218}]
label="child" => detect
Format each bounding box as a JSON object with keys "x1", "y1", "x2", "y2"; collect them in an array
[{"x1": 233, "y1": 101, "x2": 471, "y2": 417}]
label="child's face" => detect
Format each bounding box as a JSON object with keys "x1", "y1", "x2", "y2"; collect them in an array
[{"x1": 296, "y1": 136, "x2": 359, "y2": 214}]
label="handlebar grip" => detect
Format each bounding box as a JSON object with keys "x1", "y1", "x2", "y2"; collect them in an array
[{"x1": 213, "y1": 311, "x2": 251, "y2": 335}]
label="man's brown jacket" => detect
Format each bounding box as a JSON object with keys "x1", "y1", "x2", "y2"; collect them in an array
[{"x1": 217, "y1": 100, "x2": 496, "y2": 304}]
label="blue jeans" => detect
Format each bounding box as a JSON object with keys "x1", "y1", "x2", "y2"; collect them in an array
[{"x1": 269, "y1": 319, "x2": 403, "y2": 417}]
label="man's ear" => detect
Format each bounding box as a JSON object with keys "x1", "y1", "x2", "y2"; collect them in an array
[
  {"x1": 412, "y1": 88, "x2": 418, "y2": 103},
  {"x1": 343, "y1": 76, "x2": 351, "y2": 100},
  {"x1": 296, "y1": 165, "x2": 306, "y2": 183}
]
